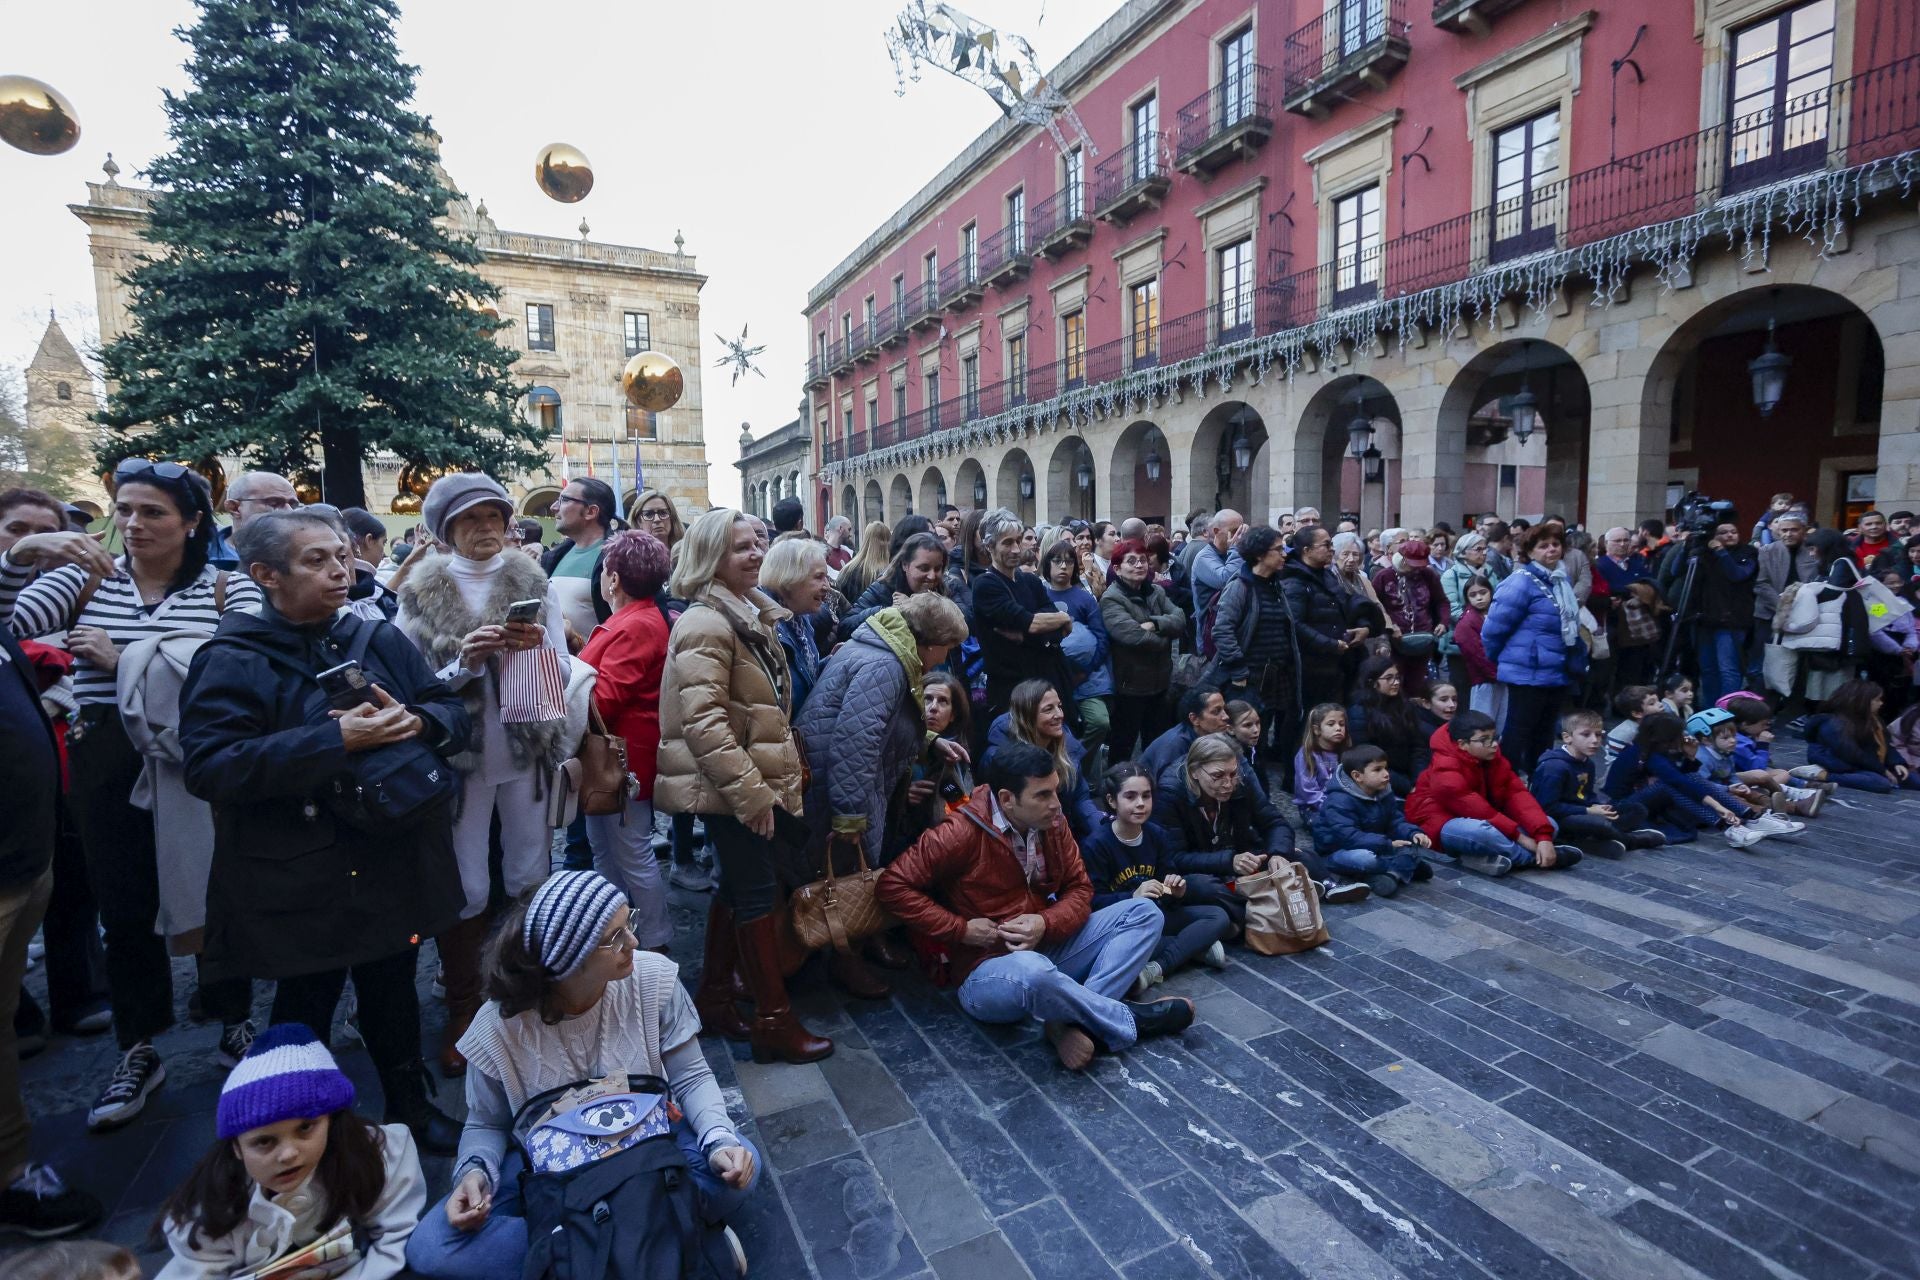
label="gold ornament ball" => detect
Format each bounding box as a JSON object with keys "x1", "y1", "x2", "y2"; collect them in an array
[
  {"x1": 0, "y1": 75, "x2": 81, "y2": 156},
  {"x1": 391, "y1": 493, "x2": 423, "y2": 516},
  {"x1": 293, "y1": 472, "x2": 323, "y2": 505},
  {"x1": 622, "y1": 350, "x2": 684, "y2": 412},
  {"x1": 534, "y1": 143, "x2": 593, "y2": 203},
  {"x1": 192, "y1": 457, "x2": 227, "y2": 510}
]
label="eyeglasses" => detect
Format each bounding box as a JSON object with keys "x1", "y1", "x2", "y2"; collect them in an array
[
  {"x1": 114, "y1": 459, "x2": 192, "y2": 483},
  {"x1": 637, "y1": 508, "x2": 672, "y2": 523},
  {"x1": 554, "y1": 494, "x2": 587, "y2": 507},
  {"x1": 594, "y1": 925, "x2": 638, "y2": 953},
  {"x1": 238, "y1": 495, "x2": 301, "y2": 510},
  {"x1": 1467, "y1": 735, "x2": 1499, "y2": 748}
]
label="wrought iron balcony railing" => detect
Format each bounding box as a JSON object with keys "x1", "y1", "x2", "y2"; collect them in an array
[
  {"x1": 1093, "y1": 131, "x2": 1172, "y2": 223},
  {"x1": 1028, "y1": 187, "x2": 1093, "y2": 258},
  {"x1": 1282, "y1": 0, "x2": 1411, "y2": 116},
  {"x1": 1174, "y1": 64, "x2": 1275, "y2": 174}
]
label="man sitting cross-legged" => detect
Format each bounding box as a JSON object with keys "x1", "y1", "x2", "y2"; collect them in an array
[{"x1": 877, "y1": 742, "x2": 1196, "y2": 1070}]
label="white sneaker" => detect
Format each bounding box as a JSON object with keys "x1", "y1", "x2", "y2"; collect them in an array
[
  {"x1": 1130, "y1": 961, "x2": 1164, "y2": 997},
  {"x1": 1746, "y1": 814, "x2": 1805, "y2": 836},
  {"x1": 1725, "y1": 825, "x2": 1767, "y2": 849},
  {"x1": 1198, "y1": 940, "x2": 1229, "y2": 970},
  {"x1": 723, "y1": 1225, "x2": 747, "y2": 1277}
]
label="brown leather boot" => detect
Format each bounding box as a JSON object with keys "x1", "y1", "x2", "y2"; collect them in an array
[
  {"x1": 829, "y1": 950, "x2": 891, "y2": 1000},
  {"x1": 864, "y1": 931, "x2": 915, "y2": 971},
  {"x1": 434, "y1": 914, "x2": 490, "y2": 1077},
  {"x1": 694, "y1": 899, "x2": 751, "y2": 1042},
  {"x1": 736, "y1": 913, "x2": 833, "y2": 1065}
]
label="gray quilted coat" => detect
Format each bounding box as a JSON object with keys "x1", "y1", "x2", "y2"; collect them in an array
[{"x1": 795, "y1": 622, "x2": 927, "y2": 868}]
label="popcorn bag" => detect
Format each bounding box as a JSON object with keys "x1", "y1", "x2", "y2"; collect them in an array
[{"x1": 499, "y1": 644, "x2": 568, "y2": 724}]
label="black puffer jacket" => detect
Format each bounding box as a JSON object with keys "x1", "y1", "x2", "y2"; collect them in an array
[{"x1": 1282, "y1": 561, "x2": 1357, "y2": 675}]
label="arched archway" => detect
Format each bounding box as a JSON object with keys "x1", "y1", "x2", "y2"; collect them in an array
[
  {"x1": 955, "y1": 458, "x2": 988, "y2": 512},
  {"x1": 1109, "y1": 421, "x2": 1172, "y2": 527},
  {"x1": 997, "y1": 449, "x2": 1037, "y2": 526},
  {"x1": 1047, "y1": 435, "x2": 1096, "y2": 524},
  {"x1": 863, "y1": 478, "x2": 885, "y2": 526},
  {"x1": 889, "y1": 474, "x2": 913, "y2": 524},
  {"x1": 918, "y1": 466, "x2": 949, "y2": 517},
  {"x1": 1292, "y1": 376, "x2": 1403, "y2": 528},
  {"x1": 521, "y1": 486, "x2": 561, "y2": 517},
  {"x1": 1436, "y1": 339, "x2": 1590, "y2": 527},
  {"x1": 1638, "y1": 284, "x2": 1883, "y2": 531},
  {"x1": 841, "y1": 484, "x2": 858, "y2": 523},
  {"x1": 1190, "y1": 402, "x2": 1269, "y2": 519}
]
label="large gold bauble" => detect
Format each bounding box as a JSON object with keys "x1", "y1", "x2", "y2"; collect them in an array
[
  {"x1": 0, "y1": 75, "x2": 80, "y2": 156},
  {"x1": 99, "y1": 469, "x2": 117, "y2": 496},
  {"x1": 404, "y1": 464, "x2": 450, "y2": 497},
  {"x1": 390, "y1": 493, "x2": 423, "y2": 515},
  {"x1": 191, "y1": 457, "x2": 227, "y2": 510},
  {"x1": 622, "y1": 350, "x2": 684, "y2": 412},
  {"x1": 293, "y1": 471, "x2": 323, "y2": 505},
  {"x1": 534, "y1": 143, "x2": 593, "y2": 203}
]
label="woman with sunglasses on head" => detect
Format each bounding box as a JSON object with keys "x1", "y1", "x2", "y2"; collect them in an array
[{"x1": 0, "y1": 460, "x2": 262, "y2": 1133}]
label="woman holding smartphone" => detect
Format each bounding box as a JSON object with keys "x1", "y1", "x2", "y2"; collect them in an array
[{"x1": 397, "y1": 475, "x2": 567, "y2": 1078}]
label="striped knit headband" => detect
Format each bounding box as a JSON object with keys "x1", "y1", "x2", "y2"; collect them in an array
[{"x1": 522, "y1": 871, "x2": 628, "y2": 979}]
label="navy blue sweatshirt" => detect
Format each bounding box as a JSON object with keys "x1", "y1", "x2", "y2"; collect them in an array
[
  {"x1": 1080, "y1": 822, "x2": 1188, "y2": 908},
  {"x1": 1310, "y1": 769, "x2": 1423, "y2": 856},
  {"x1": 1530, "y1": 746, "x2": 1606, "y2": 821}
]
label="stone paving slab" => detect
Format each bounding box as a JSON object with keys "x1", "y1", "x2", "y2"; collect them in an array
[{"x1": 4, "y1": 749, "x2": 1920, "y2": 1277}]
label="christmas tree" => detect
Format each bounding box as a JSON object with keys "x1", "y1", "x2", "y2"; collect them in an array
[{"x1": 95, "y1": 0, "x2": 544, "y2": 509}]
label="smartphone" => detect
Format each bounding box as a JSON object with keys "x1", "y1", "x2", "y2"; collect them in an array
[
  {"x1": 316, "y1": 660, "x2": 378, "y2": 712},
  {"x1": 504, "y1": 598, "x2": 542, "y2": 625}
]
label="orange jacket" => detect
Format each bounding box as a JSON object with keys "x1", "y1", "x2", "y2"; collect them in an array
[{"x1": 877, "y1": 785, "x2": 1092, "y2": 983}]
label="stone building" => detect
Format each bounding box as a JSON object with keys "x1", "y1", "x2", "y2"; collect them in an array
[
  {"x1": 68, "y1": 155, "x2": 710, "y2": 519},
  {"x1": 737, "y1": 412, "x2": 811, "y2": 520},
  {"x1": 803, "y1": 0, "x2": 1920, "y2": 536},
  {"x1": 22, "y1": 312, "x2": 104, "y2": 515}
]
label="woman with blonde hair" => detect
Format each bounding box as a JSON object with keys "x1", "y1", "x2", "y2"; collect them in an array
[
  {"x1": 982, "y1": 678, "x2": 1105, "y2": 838},
  {"x1": 656, "y1": 509, "x2": 826, "y2": 1063},
  {"x1": 628, "y1": 488, "x2": 685, "y2": 551},
  {"x1": 835, "y1": 521, "x2": 892, "y2": 603}
]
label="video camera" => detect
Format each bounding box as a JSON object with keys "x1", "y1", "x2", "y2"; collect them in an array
[{"x1": 1672, "y1": 490, "x2": 1737, "y2": 536}]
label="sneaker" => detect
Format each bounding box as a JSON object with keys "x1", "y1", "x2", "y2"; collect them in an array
[
  {"x1": 1747, "y1": 814, "x2": 1804, "y2": 836},
  {"x1": 1578, "y1": 837, "x2": 1630, "y2": 860},
  {"x1": 1459, "y1": 852, "x2": 1514, "y2": 877},
  {"x1": 1410, "y1": 859, "x2": 1435, "y2": 881},
  {"x1": 0, "y1": 1163, "x2": 102, "y2": 1239},
  {"x1": 1198, "y1": 940, "x2": 1229, "y2": 970},
  {"x1": 723, "y1": 1225, "x2": 748, "y2": 1277},
  {"x1": 1624, "y1": 828, "x2": 1669, "y2": 850},
  {"x1": 1547, "y1": 844, "x2": 1586, "y2": 869},
  {"x1": 1316, "y1": 879, "x2": 1371, "y2": 905},
  {"x1": 1724, "y1": 824, "x2": 1767, "y2": 849},
  {"x1": 1787, "y1": 786, "x2": 1824, "y2": 817},
  {"x1": 1788, "y1": 764, "x2": 1826, "y2": 782},
  {"x1": 1129, "y1": 961, "x2": 1164, "y2": 997},
  {"x1": 87, "y1": 1042, "x2": 165, "y2": 1131},
  {"x1": 669, "y1": 862, "x2": 717, "y2": 893},
  {"x1": 1364, "y1": 873, "x2": 1400, "y2": 898},
  {"x1": 217, "y1": 1020, "x2": 256, "y2": 1069},
  {"x1": 1125, "y1": 996, "x2": 1196, "y2": 1041}
]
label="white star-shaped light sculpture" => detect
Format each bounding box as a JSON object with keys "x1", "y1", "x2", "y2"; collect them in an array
[
  {"x1": 884, "y1": 1, "x2": 1095, "y2": 157},
  {"x1": 714, "y1": 324, "x2": 768, "y2": 387}
]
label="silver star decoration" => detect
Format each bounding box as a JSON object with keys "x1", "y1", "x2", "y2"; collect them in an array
[{"x1": 714, "y1": 324, "x2": 767, "y2": 386}]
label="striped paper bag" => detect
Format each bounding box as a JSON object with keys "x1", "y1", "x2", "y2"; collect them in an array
[{"x1": 499, "y1": 645, "x2": 568, "y2": 724}]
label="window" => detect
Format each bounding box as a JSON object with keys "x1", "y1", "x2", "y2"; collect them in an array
[
  {"x1": 891, "y1": 275, "x2": 906, "y2": 314},
  {"x1": 1064, "y1": 148, "x2": 1085, "y2": 220},
  {"x1": 1727, "y1": 0, "x2": 1834, "y2": 189},
  {"x1": 525, "y1": 303, "x2": 555, "y2": 351},
  {"x1": 527, "y1": 386, "x2": 562, "y2": 434},
  {"x1": 1130, "y1": 96, "x2": 1159, "y2": 183},
  {"x1": 1007, "y1": 333, "x2": 1027, "y2": 403},
  {"x1": 55, "y1": 381, "x2": 72, "y2": 401},
  {"x1": 893, "y1": 382, "x2": 908, "y2": 423},
  {"x1": 863, "y1": 296, "x2": 876, "y2": 334},
  {"x1": 962, "y1": 224, "x2": 978, "y2": 280},
  {"x1": 1221, "y1": 27, "x2": 1255, "y2": 128},
  {"x1": 923, "y1": 249, "x2": 939, "y2": 285},
  {"x1": 1006, "y1": 189, "x2": 1026, "y2": 253},
  {"x1": 1339, "y1": 0, "x2": 1387, "y2": 59},
  {"x1": 924, "y1": 370, "x2": 942, "y2": 429},
  {"x1": 1128, "y1": 279, "x2": 1160, "y2": 367},
  {"x1": 843, "y1": 406, "x2": 855, "y2": 440},
  {"x1": 815, "y1": 331, "x2": 827, "y2": 367},
  {"x1": 865, "y1": 395, "x2": 879, "y2": 431},
  {"x1": 1063, "y1": 310, "x2": 1087, "y2": 386},
  {"x1": 1332, "y1": 184, "x2": 1382, "y2": 306},
  {"x1": 624, "y1": 406, "x2": 657, "y2": 440},
  {"x1": 841, "y1": 312, "x2": 853, "y2": 350},
  {"x1": 961, "y1": 353, "x2": 980, "y2": 418},
  {"x1": 1216, "y1": 238, "x2": 1254, "y2": 338},
  {"x1": 622, "y1": 311, "x2": 650, "y2": 356},
  {"x1": 1489, "y1": 109, "x2": 1560, "y2": 261}
]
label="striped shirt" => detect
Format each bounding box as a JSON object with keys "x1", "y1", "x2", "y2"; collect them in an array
[{"x1": 0, "y1": 558, "x2": 260, "y2": 706}]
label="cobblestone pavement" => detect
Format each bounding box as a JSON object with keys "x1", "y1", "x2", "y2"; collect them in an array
[{"x1": 9, "y1": 748, "x2": 1920, "y2": 1278}]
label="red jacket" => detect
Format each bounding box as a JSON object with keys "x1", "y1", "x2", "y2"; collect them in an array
[
  {"x1": 18, "y1": 640, "x2": 74, "y2": 790},
  {"x1": 1406, "y1": 723, "x2": 1553, "y2": 844},
  {"x1": 877, "y1": 785, "x2": 1092, "y2": 983},
  {"x1": 579, "y1": 600, "x2": 669, "y2": 799},
  {"x1": 1452, "y1": 609, "x2": 1496, "y2": 685}
]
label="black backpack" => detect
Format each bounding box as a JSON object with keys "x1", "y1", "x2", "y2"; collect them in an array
[{"x1": 513, "y1": 1075, "x2": 740, "y2": 1280}]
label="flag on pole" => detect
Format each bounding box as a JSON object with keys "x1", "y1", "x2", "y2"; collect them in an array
[
  {"x1": 610, "y1": 434, "x2": 623, "y2": 509},
  {"x1": 633, "y1": 437, "x2": 646, "y2": 495},
  {"x1": 559, "y1": 410, "x2": 571, "y2": 481}
]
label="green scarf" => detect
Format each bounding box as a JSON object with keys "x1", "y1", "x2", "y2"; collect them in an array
[{"x1": 866, "y1": 607, "x2": 925, "y2": 704}]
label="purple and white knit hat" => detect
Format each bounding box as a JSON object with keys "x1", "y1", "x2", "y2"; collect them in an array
[{"x1": 216, "y1": 1023, "x2": 357, "y2": 1139}]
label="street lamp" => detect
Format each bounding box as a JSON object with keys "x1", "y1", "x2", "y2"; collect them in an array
[
  {"x1": 1075, "y1": 456, "x2": 1093, "y2": 490},
  {"x1": 1346, "y1": 404, "x2": 1374, "y2": 459},
  {"x1": 1143, "y1": 440, "x2": 1162, "y2": 482},
  {"x1": 1750, "y1": 314, "x2": 1791, "y2": 417},
  {"x1": 1362, "y1": 446, "x2": 1384, "y2": 485},
  {"x1": 973, "y1": 475, "x2": 987, "y2": 505},
  {"x1": 1509, "y1": 341, "x2": 1541, "y2": 445},
  {"x1": 1228, "y1": 407, "x2": 1255, "y2": 471},
  {"x1": 1019, "y1": 469, "x2": 1034, "y2": 500}
]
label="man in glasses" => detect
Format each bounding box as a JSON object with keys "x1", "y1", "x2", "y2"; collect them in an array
[
  {"x1": 210, "y1": 471, "x2": 299, "y2": 569},
  {"x1": 540, "y1": 477, "x2": 618, "y2": 644}
]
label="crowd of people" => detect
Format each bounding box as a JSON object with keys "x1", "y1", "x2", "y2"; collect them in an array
[{"x1": 0, "y1": 468, "x2": 1915, "y2": 1277}]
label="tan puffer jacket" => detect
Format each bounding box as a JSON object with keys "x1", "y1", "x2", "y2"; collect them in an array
[{"x1": 655, "y1": 584, "x2": 804, "y2": 821}]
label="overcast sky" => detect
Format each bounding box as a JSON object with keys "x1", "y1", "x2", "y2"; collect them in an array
[{"x1": 2, "y1": 0, "x2": 1116, "y2": 505}]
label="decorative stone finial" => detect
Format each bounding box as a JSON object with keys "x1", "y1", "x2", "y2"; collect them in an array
[
  {"x1": 101, "y1": 152, "x2": 120, "y2": 183},
  {"x1": 739, "y1": 423, "x2": 754, "y2": 449},
  {"x1": 579, "y1": 217, "x2": 591, "y2": 239},
  {"x1": 674, "y1": 229, "x2": 686, "y2": 254}
]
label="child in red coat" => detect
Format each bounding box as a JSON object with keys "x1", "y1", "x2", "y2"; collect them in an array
[{"x1": 1406, "y1": 712, "x2": 1583, "y2": 877}]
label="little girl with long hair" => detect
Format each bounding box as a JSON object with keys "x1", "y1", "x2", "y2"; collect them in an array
[
  {"x1": 1292, "y1": 703, "x2": 1348, "y2": 816},
  {"x1": 1806, "y1": 679, "x2": 1920, "y2": 791},
  {"x1": 157, "y1": 1024, "x2": 424, "y2": 1279}
]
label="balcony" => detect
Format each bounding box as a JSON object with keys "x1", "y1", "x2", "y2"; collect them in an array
[
  {"x1": 1094, "y1": 133, "x2": 1172, "y2": 225},
  {"x1": 1431, "y1": 0, "x2": 1531, "y2": 36},
  {"x1": 803, "y1": 353, "x2": 830, "y2": 390},
  {"x1": 878, "y1": 306, "x2": 910, "y2": 348},
  {"x1": 1174, "y1": 66, "x2": 1275, "y2": 176},
  {"x1": 939, "y1": 256, "x2": 985, "y2": 311},
  {"x1": 906, "y1": 279, "x2": 943, "y2": 331},
  {"x1": 978, "y1": 223, "x2": 1032, "y2": 287},
  {"x1": 819, "y1": 53, "x2": 1920, "y2": 473},
  {"x1": 1029, "y1": 188, "x2": 1093, "y2": 258},
  {"x1": 1282, "y1": 0, "x2": 1411, "y2": 118},
  {"x1": 828, "y1": 336, "x2": 855, "y2": 376}
]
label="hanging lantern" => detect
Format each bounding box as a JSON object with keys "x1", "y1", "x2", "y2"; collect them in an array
[
  {"x1": 1231, "y1": 426, "x2": 1252, "y2": 471},
  {"x1": 1362, "y1": 446, "x2": 1385, "y2": 485},
  {"x1": 1143, "y1": 441, "x2": 1162, "y2": 482},
  {"x1": 1749, "y1": 318, "x2": 1791, "y2": 418},
  {"x1": 1508, "y1": 386, "x2": 1540, "y2": 445},
  {"x1": 1075, "y1": 457, "x2": 1092, "y2": 490},
  {"x1": 1346, "y1": 410, "x2": 1373, "y2": 459},
  {"x1": 1019, "y1": 470, "x2": 1034, "y2": 500},
  {"x1": 973, "y1": 475, "x2": 987, "y2": 505}
]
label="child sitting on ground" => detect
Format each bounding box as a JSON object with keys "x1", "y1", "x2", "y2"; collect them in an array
[
  {"x1": 1688, "y1": 708, "x2": 1822, "y2": 815},
  {"x1": 1605, "y1": 685, "x2": 1661, "y2": 773},
  {"x1": 1660, "y1": 673, "x2": 1696, "y2": 720},
  {"x1": 1605, "y1": 713, "x2": 1785, "y2": 847},
  {"x1": 1292, "y1": 703, "x2": 1348, "y2": 817},
  {"x1": 1082, "y1": 763, "x2": 1235, "y2": 993},
  {"x1": 1528, "y1": 709, "x2": 1667, "y2": 858},
  {"x1": 1310, "y1": 745, "x2": 1436, "y2": 898},
  {"x1": 1405, "y1": 712, "x2": 1584, "y2": 877},
  {"x1": 1681, "y1": 730, "x2": 1801, "y2": 835},
  {"x1": 1226, "y1": 698, "x2": 1270, "y2": 801},
  {"x1": 1725, "y1": 695, "x2": 1832, "y2": 789},
  {"x1": 1803, "y1": 679, "x2": 1920, "y2": 792},
  {"x1": 157, "y1": 1024, "x2": 425, "y2": 1280},
  {"x1": 1418, "y1": 683, "x2": 1459, "y2": 737}
]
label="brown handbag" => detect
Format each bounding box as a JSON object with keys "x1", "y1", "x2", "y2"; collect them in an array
[
  {"x1": 575, "y1": 702, "x2": 630, "y2": 816},
  {"x1": 789, "y1": 833, "x2": 895, "y2": 954}
]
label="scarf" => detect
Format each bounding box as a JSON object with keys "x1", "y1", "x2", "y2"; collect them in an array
[
  {"x1": 1526, "y1": 562, "x2": 1582, "y2": 646},
  {"x1": 865, "y1": 607, "x2": 926, "y2": 703}
]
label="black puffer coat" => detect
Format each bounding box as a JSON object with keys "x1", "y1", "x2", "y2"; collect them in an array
[
  {"x1": 180, "y1": 606, "x2": 469, "y2": 981},
  {"x1": 1282, "y1": 560, "x2": 1359, "y2": 699}
]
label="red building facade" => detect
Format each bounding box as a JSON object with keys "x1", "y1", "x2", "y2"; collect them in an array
[{"x1": 805, "y1": 0, "x2": 1920, "y2": 535}]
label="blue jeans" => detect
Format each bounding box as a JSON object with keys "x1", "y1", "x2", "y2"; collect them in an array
[
  {"x1": 1438, "y1": 818, "x2": 1541, "y2": 869},
  {"x1": 1827, "y1": 768, "x2": 1920, "y2": 793},
  {"x1": 957, "y1": 899, "x2": 1162, "y2": 1051},
  {"x1": 405, "y1": 1122, "x2": 761, "y2": 1279},
  {"x1": 1697, "y1": 627, "x2": 1747, "y2": 706},
  {"x1": 1324, "y1": 847, "x2": 1422, "y2": 883}
]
